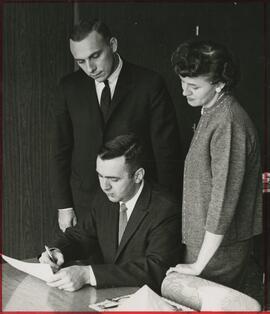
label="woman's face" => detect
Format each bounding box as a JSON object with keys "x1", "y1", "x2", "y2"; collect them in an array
[{"x1": 179, "y1": 75, "x2": 220, "y2": 108}]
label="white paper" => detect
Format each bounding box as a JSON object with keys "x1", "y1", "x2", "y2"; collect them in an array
[
  {"x1": 115, "y1": 285, "x2": 175, "y2": 311},
  {"x1": 1, "y1": 253, "x2": 53, "y2": 282},
  {"x1": 89, "y1": 286, "x2": 193, "y2": 312}
]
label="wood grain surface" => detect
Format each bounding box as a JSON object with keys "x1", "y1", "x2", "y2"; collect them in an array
[
  {"x1": 3, "y1": 2, "x2": 74, "y2": 259},
  {"x1": 2, "y1": 258, "x2": 138, "y2": 311}
]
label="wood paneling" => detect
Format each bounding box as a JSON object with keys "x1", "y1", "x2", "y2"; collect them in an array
[{"x1": 3, "y1": 2, "x2": 74, "y2": 259}]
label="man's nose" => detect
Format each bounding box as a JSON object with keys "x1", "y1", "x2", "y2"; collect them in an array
[
  {"x1": 85, "y1": 59, "x2": 96, "y2": 73},
  {"x1": 102, "y1": 178, "x2": 111, "y2": 190}
]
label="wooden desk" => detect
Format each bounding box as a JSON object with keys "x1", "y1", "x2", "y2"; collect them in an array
[{"x1": 2, "y1": 260, "x2": 138, "y2": 311}]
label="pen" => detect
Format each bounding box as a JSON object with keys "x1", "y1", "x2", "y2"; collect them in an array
[{"x1": 45, "y1": 245, "x2": 56, "y2": 263}]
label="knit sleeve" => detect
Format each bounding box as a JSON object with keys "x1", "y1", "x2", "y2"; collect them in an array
[{"x1": 205, "y1": 116, "x2": 247, "y2": 234}]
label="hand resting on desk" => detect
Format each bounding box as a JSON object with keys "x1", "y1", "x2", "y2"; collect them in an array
[{"x1": 166, "y1": 263, "x2": 202, "y2": 276}]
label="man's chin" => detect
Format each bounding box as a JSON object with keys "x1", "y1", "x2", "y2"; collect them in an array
[
  {"x1": 105, "y1": 194, "x2": 119, "y2": 202},
  {"x1": 94, "y1": 77, "x2": 105, "y2": 83},
  {"x1": 93, "y1": 74, "x2": 108, "y2": 83}
]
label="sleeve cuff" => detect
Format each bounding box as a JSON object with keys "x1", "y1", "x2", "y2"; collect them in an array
[
  {"x1": 58, "y1": 207, "x2": 74, "y2": 212},
  {"x1": 89, "y1": 266, "x2": 97, "y2": 286}
]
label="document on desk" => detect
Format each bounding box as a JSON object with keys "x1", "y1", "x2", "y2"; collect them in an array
[
  {"x1": 89, "y1": 285, "x2": 193, "y2": 311},
  {"x1": 1, "y1": 254, "x2": 53, "y2": 282}
]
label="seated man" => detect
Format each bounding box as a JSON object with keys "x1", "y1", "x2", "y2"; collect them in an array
[{"x1": 39, "y1": 134, "x2": 182, "y2": 292}]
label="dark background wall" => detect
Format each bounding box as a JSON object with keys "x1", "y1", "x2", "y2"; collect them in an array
[
  {"x1": 3, "y1": 2, "x2": 74, "y2": 258},
  {"x1": 3, "y1": 2, "x2": 266, "y2": 261},
  {"x1": 78, "y1": 2, "x2": 264, "y2": 156}
]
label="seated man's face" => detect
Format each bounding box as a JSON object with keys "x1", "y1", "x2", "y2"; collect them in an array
[{"x1": 96, "y1": 156, "x2": 138, "y2": 203}]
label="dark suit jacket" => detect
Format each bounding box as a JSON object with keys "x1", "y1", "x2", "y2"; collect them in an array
[
  {"x1": 52, "y1": 182, "x2": 182, "y2": 292},
  {"x1": 50, "y1": 61, "x2": 183, "y2": 215}
]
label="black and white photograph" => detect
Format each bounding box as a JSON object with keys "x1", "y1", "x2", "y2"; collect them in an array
[{"x1": 2, "y1": 1, "x2": 269, "y2": 311}]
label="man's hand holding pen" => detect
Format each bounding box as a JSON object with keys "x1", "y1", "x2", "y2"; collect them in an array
[
  {"x1": 39, "y1": 246, "x2": 64, "y2": 273},
  {"x1": 39, "y1": 246, "x2": 90, "y2": 291}
]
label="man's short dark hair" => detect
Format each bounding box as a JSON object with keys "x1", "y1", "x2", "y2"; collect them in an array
[
  {"x1": 98, "y1": 134, "x2": 144, "y2": 175},
  {"x1": 70, "y1": 19, "x2": 112, "y2": 43}
]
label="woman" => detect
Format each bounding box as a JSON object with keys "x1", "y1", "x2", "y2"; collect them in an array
[{"x1": 167, "y1": 40, "x2": 262, "y2": 290}]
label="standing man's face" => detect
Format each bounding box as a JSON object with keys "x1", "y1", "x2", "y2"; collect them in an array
[
  {"x1": 70, "y1": 30, "x2": 117, "y2": 82},
  {"x1": 96, "y1": 156, "x2": 142, "y2": 203}
]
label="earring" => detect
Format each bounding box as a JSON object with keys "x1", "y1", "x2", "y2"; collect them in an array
[{"x1": 216, "y1": 87, "x2": 222, "y2": 93}]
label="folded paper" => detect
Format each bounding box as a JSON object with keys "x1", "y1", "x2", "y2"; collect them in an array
[
  {"x1": 1, "y1": 254, "x2": 53, "y2": 282},
  {"x1": 115, "y1": 285, "x2": 175, "y2": 311}
]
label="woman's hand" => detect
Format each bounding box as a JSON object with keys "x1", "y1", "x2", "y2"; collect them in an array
[
  {"x1": 167, "y1": 232, "x2": 224, "y2": 277},
  {"x1": 166, "y1": 262, "x2": 202, "y2": 276}
]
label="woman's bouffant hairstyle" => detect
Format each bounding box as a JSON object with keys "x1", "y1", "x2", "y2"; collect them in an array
[{"x1": 171, "y1": 40, "x2": 240, "y2": 91}]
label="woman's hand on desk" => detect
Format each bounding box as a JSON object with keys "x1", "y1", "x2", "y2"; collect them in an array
[
  {"x1": 39, "y1": 248, "x2": 64, "y2": 272},
  {"x1": 166, "y1": 263, "x2": 203, "y2": 276},
  {"x1": 46, "y1": 265, "x2": 90, "y2": 292},
  {"x1": 166, "y1": 232, "x2": 224, "y2": 277}
]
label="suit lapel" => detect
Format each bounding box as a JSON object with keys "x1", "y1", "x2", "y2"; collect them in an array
[
  {"x1": 114, "y1": 182, "x2": 151, "y2": 262},
  {"x1": 104, "y1": 61, "x2": 133, "y2": 124},
  {"x1": 80, "y1": 73, "x2": 104, "y2": 128},
  {"x1": 103, "y1": 199, "x2": 119, "y2": 261}
]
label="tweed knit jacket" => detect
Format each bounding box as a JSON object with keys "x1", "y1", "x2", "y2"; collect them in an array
[{"x1": 182, "y1": 93, "x2": 262, "y2": 247}]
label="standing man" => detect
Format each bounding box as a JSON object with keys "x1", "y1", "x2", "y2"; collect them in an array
[
  {"x1": 41, "y1": 134, "x2": 182, "y2": 292},
  {"x1": 51, "y1": 20, "x2": 182, "y2": 231}
]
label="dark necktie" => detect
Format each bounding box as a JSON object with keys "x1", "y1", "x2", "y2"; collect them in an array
[
  {"x1": 100, "y1": 80, "x2": 111, "y2": 120},
  {"x1": 118, "y1": 203, "x2": 128, "y2": 244}
]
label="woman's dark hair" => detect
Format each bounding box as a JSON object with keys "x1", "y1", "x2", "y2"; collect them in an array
[
  {"x1": 70, "y1": 19, "x2": 112, "y2": 43},
  {"x1": 171, "y1": 40, "x2": 240, "y2": 91},
  {"x1": 98, "y1": 134, "x2": 143, "y2": 175}
]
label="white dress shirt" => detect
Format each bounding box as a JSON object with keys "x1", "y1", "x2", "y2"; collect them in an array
[{"x1": 95, "y1": 53, "x2": 123, "y2": 104}]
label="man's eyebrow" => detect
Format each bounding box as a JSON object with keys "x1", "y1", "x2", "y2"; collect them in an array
[
  {"x1": 74, "y1": 50, "x2": 101, "y2": 61},
  {"x1": 96, "y1": 172, "x2": 120, "y2": 179}
]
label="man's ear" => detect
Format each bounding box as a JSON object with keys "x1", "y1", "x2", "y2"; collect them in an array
[
  {"x1": 110, "y1": 37, "x2": 118, "y2": 53},
  {"x1": 134, "y1": 168, "x2": 145, "y2": 183}
]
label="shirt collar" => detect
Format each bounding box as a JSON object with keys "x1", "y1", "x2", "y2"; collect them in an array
[
  {"x1": 95, "y1": 53, "x2": 123, "y2": 88},
  {"x1": 108, "y1": 53, "x2": 122, "y2": 84},
  {"x1": 120, "y1": 180, "x2": 144, "y2": 219}
]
